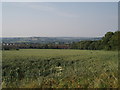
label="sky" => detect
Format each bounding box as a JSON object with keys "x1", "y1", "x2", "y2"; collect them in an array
[
  {"x1": 1, "y1": 0, "x2": 119, "y2": 2},
  {"x1": 2, "y1": 2, "x2": 118, "y2": 37}
]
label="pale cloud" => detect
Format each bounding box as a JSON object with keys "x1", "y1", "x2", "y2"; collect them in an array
[
  {"x1": 17, "y1": 3, "x2": 80, "y2": 18},
  {"x1": 22, "y1": 3, "x2": 55, "y2": 12}
]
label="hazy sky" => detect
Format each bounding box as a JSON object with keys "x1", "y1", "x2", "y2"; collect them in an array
[{"x1": 2, "y1": 2, "x2": 118, "y2": 37}]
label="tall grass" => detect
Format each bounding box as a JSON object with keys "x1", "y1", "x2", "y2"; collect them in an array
[{"x1": 2, "y1": 49, "x2": 118, "y2": 88}]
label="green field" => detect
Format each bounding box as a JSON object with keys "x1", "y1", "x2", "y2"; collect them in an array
[{"x1": 2, "y1": 49, "x2": 118, "y2": 88}]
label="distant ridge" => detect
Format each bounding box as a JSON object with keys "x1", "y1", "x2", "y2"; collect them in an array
[{"x1": 2, "y1": 37, "x2": 102, "y2": 44}]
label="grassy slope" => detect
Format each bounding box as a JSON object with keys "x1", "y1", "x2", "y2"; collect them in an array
[{"x1": 2, "y1": 49, "x2": 118, "y2": 88}]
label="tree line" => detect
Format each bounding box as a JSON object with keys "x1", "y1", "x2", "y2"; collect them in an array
[
  {"x1": 2, "y1": 43, "x2": 70, "y2": 50},
  {"x1": 71, "y1": 31, "x2": 119, "y2": 50},
  {"x1": 2, "y1": 31, "x2": 119, "y2": 50}
]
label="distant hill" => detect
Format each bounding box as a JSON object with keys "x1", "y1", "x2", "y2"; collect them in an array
[{"x1": 2, "y1": 37, "x2": 101, "y2": 44}]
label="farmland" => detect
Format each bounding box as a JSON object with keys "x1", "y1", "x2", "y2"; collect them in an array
[{"x1": 2, "y1": 49, "x2": 118, "y2": 88}]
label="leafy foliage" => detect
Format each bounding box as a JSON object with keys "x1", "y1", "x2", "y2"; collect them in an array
[{"x1": 71, "y1": 31, "x2": 119, "y2": 50}]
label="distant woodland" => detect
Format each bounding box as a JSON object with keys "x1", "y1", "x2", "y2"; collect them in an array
[
  {"x1": 2, "y1": 31, "x2": 120, "y2": 50},
  {"x1": 71, "y1": 31, "x2": 119, "y2": 50}
]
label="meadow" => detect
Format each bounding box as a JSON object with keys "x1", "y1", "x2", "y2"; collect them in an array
[{"x1": 2, "y1": 49, "x2": 118, "y2": 88}]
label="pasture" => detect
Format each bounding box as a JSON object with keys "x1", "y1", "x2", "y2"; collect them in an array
[{"x1": 2, "y1": 49, "x2": 118, "y2": 88}]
